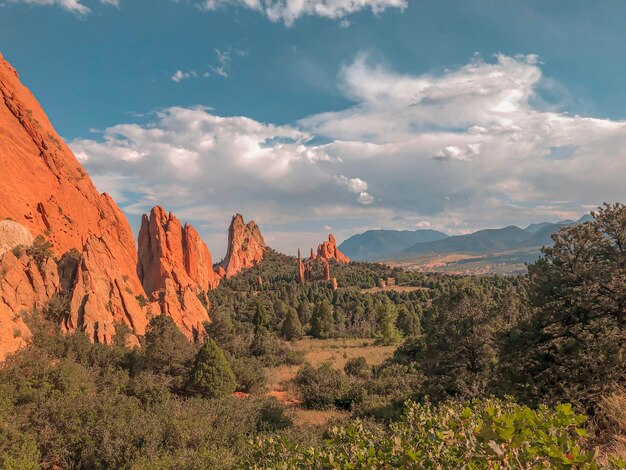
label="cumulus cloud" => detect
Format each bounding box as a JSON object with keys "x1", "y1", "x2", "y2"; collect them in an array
[
  {"x1": 201, "y1": 0, "x2": 407, "y2": 26},
  {"x1": 333, "y1": 175, "x2": 374, "y2": 204},
  {"x1": 72, "y1": 54, "x2": 626, "y2": 254},
  {"x1": 6, "y1": 0, "x2": 119, "y2": 15}
]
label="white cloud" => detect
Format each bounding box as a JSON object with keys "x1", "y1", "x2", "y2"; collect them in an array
[
  {"x1": 357, "y1": 192, "x2": 374, "y2": 205},
  {"x1": 434, "y1": 143, "x2": 481, "y2": 162},
  {"x1": 333, "y1": 174, "x2": 368, "y2": 193},
  {"x1": 209, "y1": 49, "x2": 231, "y2": 78},
  {"x1": 201, "y1": 0, "x2": 407, "y2": 26},
  {"x1": 171, "y1": 70, "x2": 197, "y2": 82},
  {"x1": 7, "y1": 0, "x2": 120, "y2": 15},
  {"x1": 72, "y1": 54, "x2": 626, "y2": 254},
  {"x1": 333, "y1": 175, "x2": 374, "y2": 204}
]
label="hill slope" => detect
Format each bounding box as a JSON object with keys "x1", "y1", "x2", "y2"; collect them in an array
[
  {"x1": 339, "y1": 229, "x2": 448, "y2": 261},
  {"x1": 400, "y1": 226, "x2": 530, "y2": 257}
]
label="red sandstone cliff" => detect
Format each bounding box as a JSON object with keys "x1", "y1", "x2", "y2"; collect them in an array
[
  {"x1": 317, "y1": 234, "x2": 350, "y2": 263},
  {"x1": 0, "y1": 52, "x2": 147, "y2": 358},
  {"x1": 137, "y1": 206, "x2": 220, "y2": 339},
  {"x1": 219, "y1": 214, "x2": 266, "y2": 278}
]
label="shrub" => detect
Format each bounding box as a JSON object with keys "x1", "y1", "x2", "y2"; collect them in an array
[
  {"x1": 26, "y1": 235, "x2": 53, "y2": 265},
  {"x1": 186, "y1": 340, "x2": 236, "y2": 399},
  {"x1": 255, "y1": 398, "x2": 292, "y2": 432},
  {"x1": 251, "y1": 399, "x2": 599, "y2": 469},
  {"x1": 294, "y1": 363, "x2": 349, "y2": 409},
  {"x1": 10, "y1": 244, "x2": 25, "y2": 258},
  {"x1": 344, "y1": 357, "x2": 370, "y2": 379},
  {"x1": 44, "y1": 293, "x2": 70, "y2": 324},
  {"x1": 228, "y1": 355, "x2": 266, "y2": 393}
]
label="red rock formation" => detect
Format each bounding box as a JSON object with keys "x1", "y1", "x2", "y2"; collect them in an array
[
  {"x1": 137, "y1": 206, "x2": 219, "y2": 339},
  {"x1": 297, "y1": 249, "x2": 305, "y2": 284},
  {"x1": 332, "y1": 277, "x2": 338, "y2": 291},
  {"x1": 220, "y1": 214, "x2": 266, "y2": 278},
  {"x1": 310, "y1": 248, "x2": 317, "y2": 260},
  {"x1": 0, "y1": 249, "x2": 59, "y2": 360},
  {"x1": 0, "y1": 52, "x2": 147, "y2": 357},
  {"x1": 68, "y1": 235, "x2": 148, "y2": 343},
  {"x1": 317, "y1": 234, "x2": 350, "y2": 263}
]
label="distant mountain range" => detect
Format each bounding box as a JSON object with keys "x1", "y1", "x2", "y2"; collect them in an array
[{"x1": 339, "y1": 214, "x2": 594, "y2": 262}]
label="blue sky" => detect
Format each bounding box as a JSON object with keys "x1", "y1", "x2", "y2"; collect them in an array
[{"x1": 2, "y1": 0, "x2": 626, "y2": 256}]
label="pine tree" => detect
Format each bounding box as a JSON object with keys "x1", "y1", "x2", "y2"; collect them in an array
[
  {"x1": 186, "y1": 340, "x2": 236, "y2": 398},
  {"x1": 281, "y1": 308, "x2": 304, "y2": 341},
  {"x1": 375, "y1": 301, "x2": 403, "y2": 346},
  {"x1": 310, "y1": 301, "x2": 334, "y2": 339},
  {"x1": 297, "y1": 301, "x2": 312, "y2": 326}
]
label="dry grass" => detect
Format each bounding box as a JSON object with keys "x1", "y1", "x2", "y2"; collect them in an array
[
  {"x1": 290, "y1": 408, "x2": 350, "y2": 427},
  {"x1": 265, "y1": 337, "x2": 395, "y2": 426},
  {"x1": 593, "y1": 390, "x2": 626, "y2": 465}
]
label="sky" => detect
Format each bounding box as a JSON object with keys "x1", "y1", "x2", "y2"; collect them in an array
[{"x1": 2, "y1": 0, "x2": 626, "y2": 258}]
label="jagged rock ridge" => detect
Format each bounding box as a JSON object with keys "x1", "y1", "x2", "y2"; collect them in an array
[{"x1": 137, "y1": 206, "x2": 221, "y2": 340}]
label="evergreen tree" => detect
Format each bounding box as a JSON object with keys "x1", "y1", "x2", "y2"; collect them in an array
[
  {"x1": 297, "y1": 301, "x2": 312, "y2": 326},
  {"x1": 143, "y1": 315, "x2": 197, "y2": 384},
  {"x1": 397, "y1": 304, "x2": 421, "y2": 337},
  {"x1": 186, "y1": 340, "x2": 236, "y2": 398},
  {"x1": 375, "y1": 301, "x2": 403, "y2": 345},
  {"x1": 501, "y1": 203, "x2": 626, "y2": 410},
  {"x1": 253, "y1": 303, "x2": 270, "y2": 329},
  {"x1": 281, "y1": 308, "x2": 304, "y2": 341},
  {"x1": 310, "y1": 301, "x2": 334, "y2": 339}
]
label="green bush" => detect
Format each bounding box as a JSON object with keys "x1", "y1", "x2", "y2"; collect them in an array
[
  {"x1": 294, "y1": 363, "x2": 349, "y2": 409},
  {"x1": 228, "y1": 355, "x2": 266, "y2": 393},
  {"x1": 250, "y1": 398, "x2": 599, "y2": 469},
  {"x1": 186, "y1": 340, "x2": 236, "y2": 399},
  {"x1": 26, "y1": 235, "x2": 53, "y2": 265},
  {"x1": 344, "y1": 356, "x2": 370, "y2": 379}
]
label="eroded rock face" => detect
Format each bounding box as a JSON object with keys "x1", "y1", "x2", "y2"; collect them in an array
[
  {"x1": 0, "y1": 52, "x2": 148, "y2": 356},
  {"x1": 0, "y1": 250, "x2": 59, "y2": 360},
  {"x1": 68, "y1": 235, "x2": 147, "y2": 344},
  {"x1": 137, "y1": 206, "x2": 217, "y2": 339},
  {"x1": 220, "y1": 214, "x2": 266, "y2": 278},
  {"x1": 317, "y1": 234, "x2": 350, "y2": 263}
]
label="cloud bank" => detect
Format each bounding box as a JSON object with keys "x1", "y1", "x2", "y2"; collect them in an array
[
  {"x1": 6, "y1": 0, "x2": 118, "y2": 15},
  {"x1": 71, "y1": 54, "x2": 626, "y2": 254},
  {"x1": 201, "y1": 0, "x2": 407, "y2": 26}
]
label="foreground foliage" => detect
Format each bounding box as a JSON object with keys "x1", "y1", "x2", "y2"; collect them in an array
[{"x1": 251, "y1": 399, "x2": 607, "y2": 469}]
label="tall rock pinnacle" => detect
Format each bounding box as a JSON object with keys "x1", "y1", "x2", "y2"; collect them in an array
[
  {"x1": 219, "y1": 214, "x2": 266, "y2": 278},
  {"x1": 137, "y1": 206, "x2": 220, "y2": 339}
]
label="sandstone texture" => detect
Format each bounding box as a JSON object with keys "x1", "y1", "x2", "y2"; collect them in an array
[
  {"x1": 137, "y1": 206, "x2": 218, "y2": 339},
  {"x1": 0, "y1": 52, "x2": 147, "y2": 357},
  {"x1": 220, "y1": 214, "x2": 266, "y2": 278}
]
